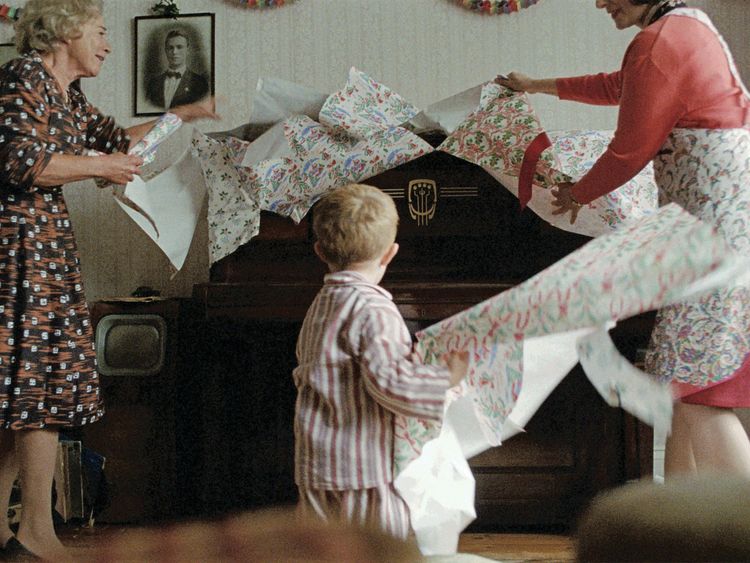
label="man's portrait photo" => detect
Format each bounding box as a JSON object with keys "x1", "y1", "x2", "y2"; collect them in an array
[{"x1": 134, "y1": 13, "x2": 214, "y2": 116}]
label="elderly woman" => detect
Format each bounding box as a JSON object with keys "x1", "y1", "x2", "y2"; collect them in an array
[
  {"x1": 0, "y1": 0, "x2": 217, "y2": 559},
  {"x1": 498, "y1": 0, "x2": 750, "y2": 480}
]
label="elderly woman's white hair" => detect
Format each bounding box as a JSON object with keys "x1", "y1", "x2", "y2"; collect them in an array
[{"x1": 14, "y1": 0, "x2": 104, "y2": 54}]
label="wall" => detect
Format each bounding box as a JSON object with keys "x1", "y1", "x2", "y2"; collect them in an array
[{"x1": 0, "y1": 0, "x2": 747, "y2": 300}]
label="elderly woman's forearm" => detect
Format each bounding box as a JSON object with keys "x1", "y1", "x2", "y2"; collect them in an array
[
  {"x1": 35, "y1": 153, "x2": 113, "y2": 186},
  {"x1": 125, "y1": 120, "x2": 159, "y2": 148}
]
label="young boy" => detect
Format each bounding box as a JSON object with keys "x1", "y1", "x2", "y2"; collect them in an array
[{"x1": 294, "y1": 183, "x2": 468, "y2": 539}]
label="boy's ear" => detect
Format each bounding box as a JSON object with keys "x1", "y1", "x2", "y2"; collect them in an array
[
  {"x1": 380, "y1": 242, "x2": 399, "y2": 267},
  {"x1": 314, "y1": 241, "x2": 335, "y2": 272},
  {"x1": 313, "y1": 241, "x2": 326, "y2": 263}
]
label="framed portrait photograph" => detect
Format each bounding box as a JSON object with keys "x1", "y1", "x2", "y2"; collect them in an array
[
  {"x1": 0, "y1": 42, "x2": 18, "y2": 66},
  {"x1": 134, "y1": 13, "x2": 215, "y2": 116}
]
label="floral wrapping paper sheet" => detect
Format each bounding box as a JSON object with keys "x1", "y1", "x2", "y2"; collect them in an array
[
  {"x1": 192, "y1": 130, "x2": 261, "y2": 265},
  {"x1": 393, "y1": 203, "x2": 736, "y2": 472},
  {"x1": 439, "y1": 83, "x2": 658, "y2": 237},
  {"x1": 195, "y1": 68, "x2": 433, "y2": 263},
  {"x1": 439, "y1": 83, "x2": 568, "y2": 188},
  {"x1": 549, "y1": 129, "x2": 658, "y2": 230},
  {"x1": 195, "y1": 75, "x2": 657, "y2": 264}
]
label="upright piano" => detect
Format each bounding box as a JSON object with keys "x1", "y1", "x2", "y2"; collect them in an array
[{"x1": 183, "y1": 133, "x2": 654, "y2": 530}]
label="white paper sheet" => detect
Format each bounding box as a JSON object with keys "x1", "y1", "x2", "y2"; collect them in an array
[
  {"x1": 409, "y1": 84, "x2": 484, "y2": 135},
  {"x1": 394, "y1": 401, "x2": 476, "y2": 556},
  {"x1": 239, "y1": 120, "x2": 294, "y2": 166},
  {"x1": 114, "y1": 143, "x2": 206, "y2": 272},
  {"x1": 249, "y1": 76, "x2": 328, "y2": 124}
]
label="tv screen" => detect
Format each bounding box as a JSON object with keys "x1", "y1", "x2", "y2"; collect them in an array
[{"x1": 95, "y1": 314, "x2": 166, "y2": 377}]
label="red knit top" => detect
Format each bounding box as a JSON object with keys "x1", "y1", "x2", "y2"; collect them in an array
[{"x1": 556, "y1": 12, "x2": 750, "y2": 204}]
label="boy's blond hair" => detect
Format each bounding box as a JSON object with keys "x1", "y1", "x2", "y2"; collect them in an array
[{"x1": 313, "y1": 184, "x2": 398, "y2": 271}]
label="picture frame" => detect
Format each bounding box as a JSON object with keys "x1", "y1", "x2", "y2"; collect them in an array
[
  {"x1": 0, "y1": 42, "x2": 18, "y2": 66},
  {"x1": 133, "y1": 13, "x2": 215, "y2": 117}
]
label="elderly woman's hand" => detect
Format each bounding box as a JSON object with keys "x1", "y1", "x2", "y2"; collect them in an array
[
  {"x1": 171, "y1": 96, "x2": 220, "y2": 123},
  {"x1": 551, "y1": 182, "x2": 583, "y2": 224},
  {"x1": 95, "y1": 153, "x2": 144, "y2": 186}
]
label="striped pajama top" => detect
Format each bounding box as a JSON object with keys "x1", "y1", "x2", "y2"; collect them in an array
[{"x1": 293, "y1": 271, "x2": 451, "y2": 490}]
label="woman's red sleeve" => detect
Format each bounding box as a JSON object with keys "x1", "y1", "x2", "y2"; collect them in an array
[
  {"x1": 569, "y1": 48, "x2": 686, "y2": 204},
  {"x1": 556, "y1": 71, "x2": 623, "y2": 106}
]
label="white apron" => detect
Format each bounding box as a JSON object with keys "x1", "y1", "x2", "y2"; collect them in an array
[{"x1": 644, "y1": 8, "x2": 750, "y2": 395}]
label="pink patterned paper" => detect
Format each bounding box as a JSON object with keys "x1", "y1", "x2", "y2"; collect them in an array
[
  {"x1": 439, "y1": 84, "x2": 658, "y2": 236},
  {"x1": 248, "y1": 112, "x2": 432, "y2": 223},
  {"x1": 550, "y1": 130, "x2": 657, "y2": 231},
  {"x1": 198, "y1": 68, "x2": 433, "y2": 263},
  {"x1": 192, "y1": 130, "x2": 261, "y2": 265},
  {"x1": 439, "y1": 83, "x2": 567, "y2": 189},
  {"x1": 395, "y1": 204, "x2": 734, "y2": 471}
]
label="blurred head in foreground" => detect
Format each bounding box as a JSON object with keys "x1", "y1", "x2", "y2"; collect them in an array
[{"x1": 95, "y1": 507, "x2": 423, "y2": 562}]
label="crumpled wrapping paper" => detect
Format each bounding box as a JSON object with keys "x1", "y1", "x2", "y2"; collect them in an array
[
  {"x1": 438, "y1": 82, "x2": 657, "y2": 237},
  {"x1": 193, "y1": 68, "x2": 432, "y2": 264},
  {"x1": 393, "y1": 204, "x2": 748, "y2": 554},
  {"x1": 115, "y1": 75, "x2": 659, "y2": 267},
  {"x1": 95, "y1": 113, "x2": 207, "y2": 272}
]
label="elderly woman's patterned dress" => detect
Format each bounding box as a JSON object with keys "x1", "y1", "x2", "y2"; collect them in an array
[{"x1": 0, "y1": 53, "x2": 129, "y2": 429}]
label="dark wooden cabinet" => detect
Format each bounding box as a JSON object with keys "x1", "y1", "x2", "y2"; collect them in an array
[{"x1": 83, "y1": 299, "x2": 182, "y2": 523}]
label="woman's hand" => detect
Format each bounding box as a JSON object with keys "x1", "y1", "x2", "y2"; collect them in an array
[
  {"x1": 551, "y1": 182, "x2": 583, "y2": 224},
  {"x1": 494, "y1": 72, "x2": 559, "y2": 96},
  {"x1": 95, "y1": 153, "x2": 144, "y2": 186},
  {"x1": 495, "y1": 72, "x2": 534, "y2": 92},
  {"x1": 171, "y1": 96, "x2": 220, "y2": 123},
  {"x1": 125, "y1": 97, "x2": 220, "y2": 147}
]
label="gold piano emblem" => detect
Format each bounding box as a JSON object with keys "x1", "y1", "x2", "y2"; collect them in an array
[{"x1": 407, "y1": 179, "x2": 437, "y2": 227}]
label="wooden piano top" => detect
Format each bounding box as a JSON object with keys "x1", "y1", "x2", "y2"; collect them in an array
[{"x1": 194, "y1": 134, "x2": 591, "y2": 322}]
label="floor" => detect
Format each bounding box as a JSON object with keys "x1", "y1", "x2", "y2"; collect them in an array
[
  {"x1": 458, "y1": 533, "x2": 574, "y2": 562},
  {"x1": 58, "y1": 524, "x2": 575, "y2": 562}
]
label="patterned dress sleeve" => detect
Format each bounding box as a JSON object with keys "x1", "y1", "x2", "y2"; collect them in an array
[
  {"x1": 72, "y1": 88, "x2": 130, "y2": 154},
  {"x1": 358, "y1": 302, "x2": 450, "y2": 420},
  {"x1": 0, "y1": 66, "x2": 54, "y2": 192}
]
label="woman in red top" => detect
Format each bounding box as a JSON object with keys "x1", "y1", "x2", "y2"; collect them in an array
[{"x1": 498, "y1": 0, "x2": 750, "y2": 480}]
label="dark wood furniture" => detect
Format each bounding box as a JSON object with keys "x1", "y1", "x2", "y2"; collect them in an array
[
  {"x1": 83, "y1": 299, "x2": 182, "y2": 523},
  {"x1": 187, "y1": 134, "x2": 654, "y2": 530}
]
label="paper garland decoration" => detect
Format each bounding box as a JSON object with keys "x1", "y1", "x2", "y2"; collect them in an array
[
  {"x1": 232, "y1": 0, "x2": 297, "y2": 8},
  {"x1": 0, "y1": 3, "x2": 22, "y2": 22},
  {"x1": 453, "y1": 0, "x2": 540, "y2": 15}
]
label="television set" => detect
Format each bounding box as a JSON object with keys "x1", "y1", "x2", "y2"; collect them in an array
[{"x1": 95, "y1": 314, "x2": 166, "y2": 377}]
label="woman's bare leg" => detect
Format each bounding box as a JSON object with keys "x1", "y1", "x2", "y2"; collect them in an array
[
  {"x1": 664, "y1": 402, "x2": 697, "y2": 478},
  {"x1": 667, "y1": 402, "x2": 750, "y2": 478},
  {"x1": 15, "y1": 428, "x2": 70, "y2": 561},
  {"x1": 0, "y1": 430, "x2": 19, "y2": 547}
]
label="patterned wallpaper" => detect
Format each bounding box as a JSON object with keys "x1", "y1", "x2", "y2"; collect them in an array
[{"x1": 1, "y1": 0, "x2": 747, "y2": 300}]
